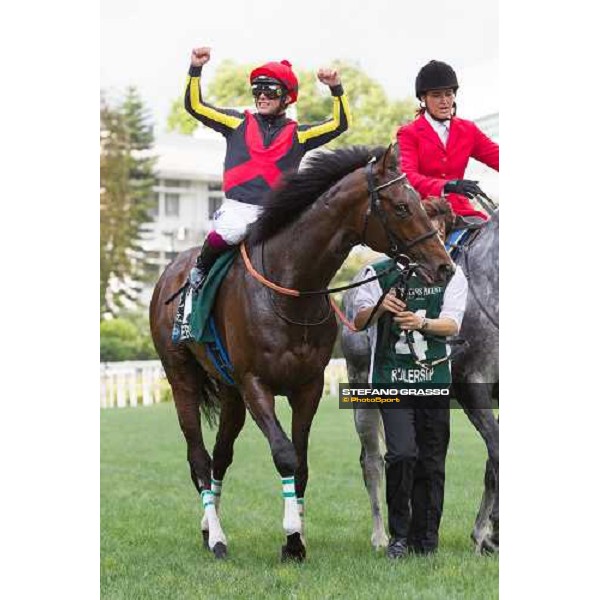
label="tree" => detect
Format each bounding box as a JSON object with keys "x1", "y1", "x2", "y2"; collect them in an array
[
  {"x1": 100, "y1": 311, "x2": 158, "y2": 361},
  {"x1": 166, "y1": 60, "x2": 416, "y2": 146},
  {"x1": 324, "y1": 60, "x2": 416, "y2": 148},
  {"x1": 100, "y1": 87, "x2": 156, "y2": 318}
]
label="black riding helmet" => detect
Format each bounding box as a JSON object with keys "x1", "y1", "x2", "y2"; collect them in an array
[{"x1": 415, "y1": 60, "x2": 459, "y2": 98}]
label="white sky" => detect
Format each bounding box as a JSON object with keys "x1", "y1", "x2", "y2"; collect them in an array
[{"x1": 101, "y1": 0, "x2": 498, "y2": 130}]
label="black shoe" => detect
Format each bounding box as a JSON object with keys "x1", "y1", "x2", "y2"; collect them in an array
[
  {"x1": 387, "y1": 537, "x2": 409, "y2": 560},
  {"x1": 190, "y1": 241, "x2": 229, "y2": 292}
]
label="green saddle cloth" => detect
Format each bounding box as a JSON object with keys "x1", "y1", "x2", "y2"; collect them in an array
[{"x1": 189, "y1": 249, "x2": 237, "y2": 343}]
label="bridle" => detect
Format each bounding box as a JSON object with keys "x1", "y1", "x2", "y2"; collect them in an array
[{"x1": 361, "y1": 159, "x2": 439, "y2": 258}]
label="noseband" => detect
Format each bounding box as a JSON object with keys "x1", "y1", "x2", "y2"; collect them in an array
[{"x1": 362, "y1": 159, "x2": 438, "y2": 259}]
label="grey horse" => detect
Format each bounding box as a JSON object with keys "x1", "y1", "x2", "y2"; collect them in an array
[{"x1": 341, "y1": 209, "x2": 499, "y2": 554}]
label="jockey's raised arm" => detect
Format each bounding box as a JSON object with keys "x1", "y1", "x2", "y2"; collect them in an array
[
  {"x1": 296, "y1": 67, "x2": 351, "y2": 151},
  {"x1": 184, "y1": 47, "x2": 245, "y2": 136}
]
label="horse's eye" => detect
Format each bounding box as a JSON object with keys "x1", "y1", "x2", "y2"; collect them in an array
[{"x1": 394, "y1": 203, "x2": 410, "y2": 219}]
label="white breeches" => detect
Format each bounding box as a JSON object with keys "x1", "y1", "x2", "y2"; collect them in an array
[{"x1": 212, "y1": 198, "x2": 263, "y2": 245}]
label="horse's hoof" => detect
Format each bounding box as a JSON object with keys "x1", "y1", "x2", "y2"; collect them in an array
[
  {"x1": 201, "y1": 529, "x2": 209, "y2": 550},
  {"x1": 212, "y1": 542, "x2": 227, "y2": 559},
  {"x1": 481, "y1": 536, "x2": 498, "y2": 555},
  {"x1": 475, "y1": 533, "x2": 498, "y2": 556},
  {"x1": 281, "y1": 532, "x2": 306, "y2": 562},
  {"x1": 371, "y1": 532, "x2": 389, "y2": 550}
]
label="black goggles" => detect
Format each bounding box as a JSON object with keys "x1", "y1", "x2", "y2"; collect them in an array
[{"x1": 251, "y1": 83, "x2": 285, "y2": 99}]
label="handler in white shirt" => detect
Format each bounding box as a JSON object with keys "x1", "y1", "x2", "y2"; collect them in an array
[{"x1": 353, "y1": 197, "x2": 467, "y2": 560}]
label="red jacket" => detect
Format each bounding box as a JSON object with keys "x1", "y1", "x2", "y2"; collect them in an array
[{"x1": 397, "y1": 114, "x2": 499, "y2": 219}]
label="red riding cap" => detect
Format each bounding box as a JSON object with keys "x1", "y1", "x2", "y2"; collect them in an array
[{"x1": 250, "y1": 60, "x2": 299, "y2": 103}]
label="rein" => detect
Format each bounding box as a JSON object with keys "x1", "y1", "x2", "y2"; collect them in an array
[
  {"x1": 241, "y1": 241, "x2": 402, "y2": 332},
  {"x1": 474, "y1": 191, "x2": 498, "y2": 217},
  {"x1": 241, "y1": 242, "x2": 399, "y2": 298},
  {"x1": 389, "y1": 266, "x2": 456, "y2": 372}
]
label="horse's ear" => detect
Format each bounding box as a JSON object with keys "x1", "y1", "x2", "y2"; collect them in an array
[{"x1": 378, "y1": 143, "x2": 397, "y2": 175}]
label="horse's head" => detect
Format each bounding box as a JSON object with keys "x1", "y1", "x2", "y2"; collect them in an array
[{"x1": 358, "y1": 145, "x2": 454, "y2": 285}]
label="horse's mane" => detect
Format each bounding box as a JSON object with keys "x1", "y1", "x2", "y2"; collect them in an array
[{"x1": 247, "y1": 145, "x2": 386, "y2": 246}]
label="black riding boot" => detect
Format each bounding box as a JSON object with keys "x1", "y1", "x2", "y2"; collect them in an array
[
  {"x1": 190, "y1": 240, "x2": 230, "y2": 291},
  {"x1": 385, "y1": 458, "x2": 416, "y2": 559}
]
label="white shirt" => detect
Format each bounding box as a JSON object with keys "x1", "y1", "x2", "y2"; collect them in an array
[
  {"x1": 424, "y1": 110, "x2": 451, "y2": 146},
  {"x1": 354, "y1": 264, "x2": 468, "y2": 383}
]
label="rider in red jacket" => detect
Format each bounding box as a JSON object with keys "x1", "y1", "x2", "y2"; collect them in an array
[{"x1": 397, "y1": 61, "x2": 499, "y2": 220}]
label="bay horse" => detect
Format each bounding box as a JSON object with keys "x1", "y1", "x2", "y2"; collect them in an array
[
  {"x1": 149, "y1": 145, "x2": 454, "y2": 561},
  {"x1": 341, "y1": 209, "x2": 499, "y2": 554}
]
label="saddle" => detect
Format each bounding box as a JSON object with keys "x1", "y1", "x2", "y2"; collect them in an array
[
  {"x1": 453, "y1": 215, "x2": 487, "y2": 231},
  {"x1": 171, "y1": 249, "x2": 238, "y2": 382},
  {"x1": 446, "y1": 216, "x2": 486, "y2": 259}
]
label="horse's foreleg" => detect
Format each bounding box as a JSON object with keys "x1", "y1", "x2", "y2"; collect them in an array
[
  {"x1": 241, "y1": 374, "x2": 303, "y2": 560},
  {"x1": 199, "y1": 386, "x2": 246, "y2": 556},
  {"x1": 354, "y1": 407, "x2": 388, "y2": 550},
  {"x1": 287, "y1": 377, "x2": 324, "y2": 557}
]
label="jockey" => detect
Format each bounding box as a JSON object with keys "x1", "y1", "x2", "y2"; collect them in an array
[
  {"x1": 397, "y1": 60, "x2": 499, "y2": 222},
  {"x1": 184, "y1": 47, "x2": 351, "y2": 289},
  {"x1": 353, "y1": 198, "x2": 468, "y2": 559}
]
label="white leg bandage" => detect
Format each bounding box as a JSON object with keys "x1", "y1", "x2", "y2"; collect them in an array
[
  {"x1": 201, "y1": 475, "x2": 223, "y2": 532},
  {"x1": 297, "y1": 497, "x2": 306, "y2": 543},
  {"x1": 201, "y1": 489, "x2": 227, "y2": 549},
  {"x1": 281, "y1": 476, "x2": 302, "y2": 536},
  {"x1": 211, "y1": 476, "x2": 223, "y2": 511},
  {"x1": 297, "y1": 497, "x2": 304, "y2": 519}
]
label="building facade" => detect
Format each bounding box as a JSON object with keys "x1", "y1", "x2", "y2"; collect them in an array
[
  {"x1": 466, "y1": 112, "x2": 499, "y2": 201},
  {"x1": 140, "y1": 129, "x2": 226, "y2": 305}
]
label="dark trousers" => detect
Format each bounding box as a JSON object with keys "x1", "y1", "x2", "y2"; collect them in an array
[{"x1": 380, "y1": 399, "x2": 450, "y2": 550}]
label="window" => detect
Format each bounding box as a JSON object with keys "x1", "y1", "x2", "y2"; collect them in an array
[
  {"x1": 149, "y1": 192, "x2": 159, "y2": 217},
  {"x1": 163, "y1": 178, "x2": 191, "y2": 189},
  {"x1": 208, "y1": 196, "x2": 223, "y2": 219},
  {"x1": 165, "y1": 193, "x2": 180, "y2": 217},
  {"x1": 145, "y1": 251, "x2": 160, "y2": 262},
  {"x1": 208, "y1": 182, "x2": 222, "y2": 192}
]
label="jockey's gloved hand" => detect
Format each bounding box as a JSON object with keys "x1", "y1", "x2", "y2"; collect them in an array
[{"x1": 443, "y1": 179, "x2": 483, "y2": 199}]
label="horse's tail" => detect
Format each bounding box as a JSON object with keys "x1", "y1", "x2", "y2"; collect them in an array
[{"x1": 195, "y1": 368, "x2": 221, "y2": 428}]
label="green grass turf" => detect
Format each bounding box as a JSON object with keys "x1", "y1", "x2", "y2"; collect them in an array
[{"x1": 101, "y1": 398, "x2": 498, "y2": 599}]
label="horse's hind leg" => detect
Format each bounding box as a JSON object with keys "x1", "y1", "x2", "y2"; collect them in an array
[
  {"x1": 201, "y1": 386, "x2": 246, "y2": 556},
  {"x1": 163, "y1": 355, "x2": 215, "y2": 551},
  {"x1": 472, "y1": 457, "x2": 497, "y2": 554},
  {"x1": 354, "y1": 407, "x2": 388, "y2": 550},
  {"x1": 458, "y1": 394, "x2": 499, "y2": 554}
]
